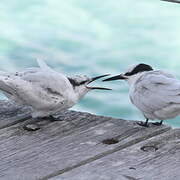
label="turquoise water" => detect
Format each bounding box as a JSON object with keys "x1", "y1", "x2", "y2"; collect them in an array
[{"x1": 0, "y1": 0, "x2": 180, "y2": 127}]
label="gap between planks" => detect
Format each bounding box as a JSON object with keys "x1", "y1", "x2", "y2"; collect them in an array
[{"x1": 40, "y1": 125, "x2": 170, "y2": 180}]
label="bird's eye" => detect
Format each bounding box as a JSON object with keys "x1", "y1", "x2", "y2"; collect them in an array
[
  {"x1": 124, "y1": 72, "x2": 131, "y2": 76},
  {"x1": 79, "y1": 80, "x2": 88, "y2": 85},
  {"x1": 68, "y1": 78, "x2": 88, "y2": 87},
  {"x1": 68, "y1": 78, "x2": 78, "y2": 86}
]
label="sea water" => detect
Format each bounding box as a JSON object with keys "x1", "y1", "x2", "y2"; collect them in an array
[{"x1": 0, "y1": 0, "x2": 180, "y2": 127}]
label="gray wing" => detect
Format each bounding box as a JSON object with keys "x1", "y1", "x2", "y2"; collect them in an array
[
  {"x1": 131, "y1": 71, "x2": 180, "y2": 116},
  {"x1": 0, "y1": 69, "x2": 72, "y2": 110}
]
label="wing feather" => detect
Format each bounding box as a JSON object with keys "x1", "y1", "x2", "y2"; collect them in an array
[
  {"x1": 0, "y1": 69, "x2": 72, "y2": 111},
  {"x1": 37, "y1": 59, "x2": 52, "y2": 70},
  {"x1": 131, "y1": 71, "x2": 180, "y2": 119}
]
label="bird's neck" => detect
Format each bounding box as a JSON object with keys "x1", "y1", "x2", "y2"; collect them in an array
[
  {"x1": 127, "y1": 72, "x2": 145, "y2": 86},
  {"x1": 74, "y1": 87, "x2": 90, "y2": 102}
]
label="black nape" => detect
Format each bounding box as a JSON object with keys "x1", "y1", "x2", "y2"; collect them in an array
[
  {"x1": 68, "y1": 78, "x2": 77, "y2": 87},
  {"x1": 125, "y1": 63, "x2": 153, "y2": 76},
  {"x1": 68, "y1": 78, "x2": 88, "y2": 87}
]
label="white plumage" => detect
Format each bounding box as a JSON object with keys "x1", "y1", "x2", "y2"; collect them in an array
[
  {"x1": 130, "y1": 70, "x2": 180, "y2": 120},
  {"x1": 104, "y1": 63, "x2": 180, "y2": 126},
  {"x1": 0, "y1": 60, "x2": 110, "y2": 119}
]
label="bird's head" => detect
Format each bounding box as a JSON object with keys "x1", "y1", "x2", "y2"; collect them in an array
[
  {"x1": 103, "y1": 63, "x2": 153, "y2": 85},
  {"x1": 68, "y1": 74, "x2": 111, "y2": 100}
]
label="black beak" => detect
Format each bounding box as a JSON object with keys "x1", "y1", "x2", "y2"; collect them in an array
[
  {"x1": 89, "y1": 74, "x2": 111, "y2": 83},
  {"x1": 103, "y1": 74, "x2": 127, "y2": 81},
  {"x1": 89, "y1": 87, "x2": 112, "y2": 90},
  {"x1": 87, "y1": 74, "x2": 112, "y2": 90}
]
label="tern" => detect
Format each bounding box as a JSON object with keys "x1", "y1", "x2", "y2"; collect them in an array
[
  {"x1": 0, "y1": 59, "x2": 111, "y2": 120},
  {"x1": 103, "y1": 63, "x2": 180, "y2": 127}
]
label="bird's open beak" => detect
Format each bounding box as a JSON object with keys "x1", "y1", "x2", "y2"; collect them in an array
[
  {"x1": 103, "y1": 74, "x2": 127, "y2": 81},
  {"x1": 86, "y1": 74, "x2": 112, "y2": 90}
]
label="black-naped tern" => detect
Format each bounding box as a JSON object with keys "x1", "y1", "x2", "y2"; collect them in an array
[
  {"x1": 104, "y1": 63, "x2": 180, "y2": 127},
  {"x1": 0, "y1": 59, "x2": 111, "y2": 120}
]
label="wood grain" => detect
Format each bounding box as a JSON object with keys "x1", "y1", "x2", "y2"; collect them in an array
[
  {"x1": 0, "y1": 100, "x2": 31, "y2": 129},
  {"x1": 0, "y1": 100, "x2": 175, "y2": 180},
  {"x1": 54, "y1": 129, "x2": 180, "y2": 180}
]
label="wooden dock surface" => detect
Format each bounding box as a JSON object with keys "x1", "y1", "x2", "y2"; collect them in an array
[{"x1": 0, "y1": 100, "x2": 179, "y2": 180}]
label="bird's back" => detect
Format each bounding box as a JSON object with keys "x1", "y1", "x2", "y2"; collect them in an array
[
  {"x1": 0, "y1": 63, "x2": 76, "y2": 117},
  {"x1": 130, "y1": 70, "x2": 180, "y2": 120}
]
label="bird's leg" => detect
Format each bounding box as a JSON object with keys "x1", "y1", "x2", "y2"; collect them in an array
[
  {"x1": 152, "y1": 120, "x2": 163, "y2": 126},
  {"x1": 137, "y1": 118, "x2": 149, "y2": 127}
]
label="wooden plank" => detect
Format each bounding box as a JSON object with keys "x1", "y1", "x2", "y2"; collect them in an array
[
  {"x1": 0, "y1": 100, "x2": 31, "y2": 129},
  {"x1": 54, "y1": 128, "x2": 180, "y2": 180},
  {"x1": 0, "y1": 109, "x2": 170, "y2": 180}
]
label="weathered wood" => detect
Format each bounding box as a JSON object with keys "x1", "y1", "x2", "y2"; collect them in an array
[
  {"x1": 0, "y1": 102, "x2": 170, "y2": 180},
  {"x1": 0, "y1": 100, "x2": 31, "y2": 129},
  {"x1": 55, "y1": 129, "x2": 180, "y2": 180},
  {"x1": 0, "y1": 100, "x2": 178, "y2": 180}
]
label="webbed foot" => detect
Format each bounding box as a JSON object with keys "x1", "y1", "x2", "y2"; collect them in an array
[
  {"x1": 137, "y1": 119, "x2": 149, "y2": 127},
  {"x1": 152, "y1": 120, "x2": 163, "y2": 126}
]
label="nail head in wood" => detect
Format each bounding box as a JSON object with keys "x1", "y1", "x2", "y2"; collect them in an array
[
  {"x1": 140, "y1": 145, "x2": 158, "y2": 152},
  {"x1": 23, "y1": 124, "x2": 40, "y2": 131},
  {"x1": 102, "y1": 138, "x2": 119, "y2": 145}
]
